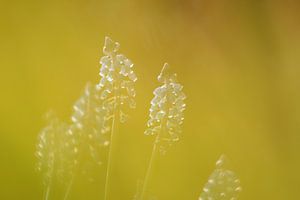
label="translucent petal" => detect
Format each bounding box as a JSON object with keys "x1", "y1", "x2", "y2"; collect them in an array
[
  {"x1": 100, "y1": 56, "x2": 111, "y2": 67},
  {"x1": 175, "y1": 99, "x2": 185, "y2": 109},
  {"x1": 107, "y1": 71, "x2": 115, "y2": 82},
  {"x1": 152, "y1": 126, "x2": 161, "y2": 133},
  {"x1": 168, "y1": 107, "x2": 177, "y2": 118},
  {"x1": 101, "y1": 90, "x2": 109, "y2": 100},
  {"x1": 105, "y1": 83, "x2": 113, "y2": 93},
  {"x1": 127, "y1": 88, "x2": 136, "y2": 97},
  {"x1": 172, "y1": 83, "x2": 183, "y2": 92},
  {"x1": 120, "y1": 65, "x2": 131, "y2": 76},
  {"x1": 116, "y1": 54, "x2": 126, "y2": 64},
  {"x1": 116, "y1": 54, "x2": 132, "y2": 68},
  {"x1": 98, "y1": 77, "x2": 107, "y2": 88},
  {"x1": 158, "y1": 97, "x2": 167, "y2": 110},
  {"x1": 170, "y1": 133, "x2": 179, "y2": 142},
  {"x1": 169, "y1": 73, "x2": 178, "y2": 82},
  {"x1": 120, "y1": 81, "x2": 127, "y2": 89},
  {"x1": 120, "y1": 111, "x2": 128, "y2": 123},
  {"x1": 153, "y1": 86, "x2": 167, "y2": 96},
  {"x1": 147, "y1": 119, "x2": 155, "y2": 127},
  {"x1": 150, "y1": 104, "x2": 159, "y2": 112},
  {"x1": 149, "y1": 109, "x2": 157, "y2": 119},
  {"x1": 128, "y1": 98, "x2": 136, "y2": 109},
  {"x1": 128, "y1": 71, "x2": 137, "y2": 82},
  {"x1": 177, "y1": 92, "x2": 186, "y2": 100},
  {"x1": 151, "y1": 96, "x2": 160, "y2": 105},
  {"x1": 156, "y1": 110, "x2": 166, "y2": 120},
  {"x1": 144, "y1": 129, "x2": 153, "y2": 135},
  {"x1": 153, "y1": 87, "x2": 162, "y2": 96},
  {"x1": 103, "y1": 37, "x2": 120, "y2": 55},
  {"x1": 120, "y1": 95, "x2": 129, "y2": 105},
  {"x1": 125, "y1": 81, "x2": 136, "y2": 97},
  {"x1": 124, "y1": 58, "x2": 133, "y2": 68},
  {"x1": 100, "y1": 65, "x2": 109, "y2": 77}
]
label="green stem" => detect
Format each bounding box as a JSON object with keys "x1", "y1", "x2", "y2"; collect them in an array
[
  {"x1": 44, "y1": 159, "x2": 55, "y2": 200},
  {"x1": 104, "y1": 107, "x2": 119, "y2": 200},
  {"x1": 139, "y1": 136, "x2": 159, "y2": 200},
  {"x1": 140, "y1": 80, "x2": 171, "y2": 200},
  {"x1": 103, "y1": 54, "x2": 121, "y2": 200},
  {"x1": 44, "y1": 182, "x2": 51, "y2": 200},
  {"x1": 63, "y1": 175, "x2": 74, "y2": 200}
]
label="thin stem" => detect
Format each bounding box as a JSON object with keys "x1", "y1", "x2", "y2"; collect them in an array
[
  {"x1": 140, "y1": 80, "x2": 171, "y2": 200},
  {"x1": 140, "y1": 117, "x2": 168, "y2": 200},
  {"x1": 44, "y1": 182, "x2": 51, "y2": 200},
  {"x1": 63, "y1": 176, "x2": 74, "y2": 200},
  {"x1": 139, "y1": 136, "x2": 159, "y2": 200},
  {"x1": 104, "y1": 108, "x2": 119, "y2": 200},
  {"x1": 44, "y1": 159, "x2": 55, "y2": 200},
  {"x1": 104, "y1": 76, "x2": 120, "y2": 200}
]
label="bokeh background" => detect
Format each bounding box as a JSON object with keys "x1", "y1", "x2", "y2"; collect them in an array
[{"x1": 1, "y1": 0, "x2": 300, "y2": 199}]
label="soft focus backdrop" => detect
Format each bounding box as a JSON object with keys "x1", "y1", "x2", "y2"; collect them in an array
[{"x1": 0, "y1": 0, "x2": 300, "y2": 199}]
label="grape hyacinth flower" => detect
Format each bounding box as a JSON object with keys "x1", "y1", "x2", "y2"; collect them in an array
[
  {"x1": 199, "y1": 155, "x2": 242, "y2": 200},
  {"x1": 140, "y1": 63, "x2": 186, "y2": 200},
  {"x1": 98, "y1": 37, "x2": 137, "y2": 200}
]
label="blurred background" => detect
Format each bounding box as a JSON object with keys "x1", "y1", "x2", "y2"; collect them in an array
[{"x1": 0, "y1": 0, "x2": 300, "y2": 199}]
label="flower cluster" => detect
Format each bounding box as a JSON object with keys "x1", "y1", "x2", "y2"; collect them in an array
[
  {"x1": 68, "y1": 83, "x2": 109, "y2": 166},
  {"x1": 199, "y1": 155, "x2": 242, "y2": 200},
  {"x1": 145, "y1": 63, "x2": 186, "y2": 148},
  {"x1": 36, "y1": 112, "x2": 68, "y2": 185},
  {"x1": 97, "y1": 37, "x2": 137, "y2": 123}
]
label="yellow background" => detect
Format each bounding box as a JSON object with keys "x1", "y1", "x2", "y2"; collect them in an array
[{"x1": 0, "y1": 0, "x2": 300, "y2": 199}]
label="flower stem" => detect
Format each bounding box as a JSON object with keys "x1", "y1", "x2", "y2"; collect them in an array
[
  {"x1": 63, "y1": 175, "x2": 74, "y2": 200},
  {"x1": 44, "y1": 159, "x2": 55, "y2": 200},
  {"x1": 104, "y1": 93, "x2": 120, "y2": 200},
  {"x1": 140, "y1": 80, "x2": 171, "y2": 200},
  {"x1": 139, "y1": 136, "x2": 159, "y2": 200},
  {"x1": 44, "y1": 182, "x2": 51, "y2": 200}
]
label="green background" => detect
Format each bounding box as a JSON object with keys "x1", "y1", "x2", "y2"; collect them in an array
[{"x1": 0, "y1": 0, "x2": 300, "y2": 199}]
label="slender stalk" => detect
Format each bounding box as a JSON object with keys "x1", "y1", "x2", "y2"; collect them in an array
[
  {"x1": 104, "y1": 108, "x2": 119, "y2": 200},
  {"x1": 139, "y1": 135, "x2": 159, "y2": 200},
  {"x1": 44, "y1": 158, "x2": 55, "y2": 200},
  {"x1": 140, "y1": 116, "x2": 168, "y2": 200},
  {"x1": 104, "y1": 83, "x2": 120, "y2": 200},
  {"x1": 63, "y1": 175, "x2": 74, "y2": 200},
  {"x1": 140, "y1": 77, "x2": 171, "y2": 200},
  {"x1": 44, "y1": 181, "x2": 51, "y2": 200}
]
